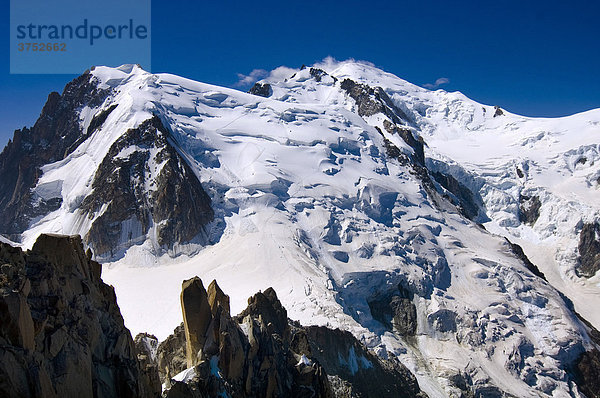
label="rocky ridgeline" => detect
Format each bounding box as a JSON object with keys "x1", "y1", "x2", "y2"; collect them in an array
[
  {"x1": 0, "y1": 234, "x2": 424, "y2": 397},
  {"x1": 0, "y1": 72, "x2": 110, "y2": 238},
  {"x1": 0, "y1": 234, "x2": 160, "y2": 397},
  {"x1": 151, "y1": 277, "x2": 427, "y2": 398}
]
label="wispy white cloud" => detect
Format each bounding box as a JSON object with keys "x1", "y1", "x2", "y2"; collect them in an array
[
  {"x1": 235, "y1": 69, "x2": 269, "y2": 87},
  {"x1": 266, "y1": 66, "x2": 298, "y2": 82},
  {"x1": 314, "y1": 56, "x2": 375, "y2": 71},
  {"x1": 423, "y1": 77, "x2": 450, "y2": 89},
  {"x1": 235, "y1": 57, "x2": 382, "y2": 88}
]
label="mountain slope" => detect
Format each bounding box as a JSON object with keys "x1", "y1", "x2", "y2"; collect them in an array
[
  {"x1": 344, "y1": 61, "x2": 600, "y2": 331},
  {"x1": 1, "y1": 61, "x2": 599, "y2": 397}
]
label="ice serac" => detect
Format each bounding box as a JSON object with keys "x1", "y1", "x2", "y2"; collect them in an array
[{"x1": 0, "y1": 234, "x2": 160, "y2": 398}]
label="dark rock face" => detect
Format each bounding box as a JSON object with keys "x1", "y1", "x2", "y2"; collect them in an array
[
  {"x1": 310, "y1": 68, "x2": 332, "y2": 83},
  {"x1": 134, "y1": 333, "x2": 162, "y2": 395},
  {"x1": 0, "y1": 72, "x2": 110, "y2": 238},
  {"x1": 368, "y1": 285, "x2": 417, "y2": 337},
  {"x1": 519, "y1": 195, "x2": 541, "y2": 225},
  {"x1": 160, "y1": 278, "x2": 426, "y2": 398},
  {"x1": 577, "y1": 223, "x2": 600, "y2": 278},
  {"x1": 80, "y1": 116, "x2": 214, "y2": 258},
  {"x1": 382, "y1": 120, "x2": 425, "y2": 166},
  {"x1": 305, "y1": 326, "x2": 426, "y2": 398},
  {"x1": 332, "y1": 250, "x2": 350, "y2": 263},
  {"x1": 238, "y1": 286, "x2": 289, "y2": 337},
  {"x1": 390, "y1": 296, "x2": 418, "y2": 336},
  {"x1": 427, "y1": 309, "x2": 457, "y2": 333},
  {"x1": 448, "y1": 372, "x2": 477, "y2": 398},
  {"x1": 340, "y1": 79, "x2": 411, "y2": 124},
  {"x1": 572, "y1": 349, "x2": 600, "y2": 398},
  {"x1": 156, "y1": 324, "x2": 187, "y2": 383},
  {"x1": 432, "y1": 171, "x2": 481, "y2": 220},
  {"x1": 493, "y1": 106, "x2": 504, "y2": 117},
  {"x1": 505, "y1": 238, "x2": 547, "y2": 281},
  {"x1": 516, "y1": 167, "x2": 524, "y2": 178},
  {"x1": 249, "y1": 82, "x2": 272, "y2": 97},
  {"x1": 237, "y1": 290, "x2": 331, "y2": 398},
  {"x1": 0, "y1": 234, "x2": 160, "y2": 398}
]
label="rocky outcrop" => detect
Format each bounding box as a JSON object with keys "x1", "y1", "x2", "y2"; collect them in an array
[
  {"x1": 0, "y1": 234, "x2": 160, "y2": 398},
  {"x1": 310, "y1": 68, "x2": 336, "y2": 83},
  {"x1": 518, "y1": 194, "x2": 541, "y2": 225},
  {"x1": 0, "y1": 72, "x2": 110, "y2": 238},
  {"x1": 134, "y1": 333, "x2": 162, "y2": 395},
  {"x1": 390, "y1": 296, "x2": 418, "y2": 336},
  {"x1": 156, "y1": 324, "x2": 187, "y2": 383},
  {"x1": 180, "y1": 277, "x2": 213, "y2": 367},
  {"x1": 572, "y1": 349, "x2": 600, "y2": 398},
  {"x1": 432, "y1": 171, "x2": 481, "y2": 221},
  {"x1": 505, "y1": 238, "x2": 547, "y2": 281},
  {"x1": 368, "y1": 285, "x2": 418, "y2": 337},
  {"x1": 339, "y1": 78, "x2": 423, "y2": 164},
  {"x1": 249, "y1": 82, "x2": 272, "y2": 97},
  {"x1": 305, "y1": 326, "x2": 426, "y2": 398},
  {"x1": 340, "y1": 79, "x2": 411, "y2": 124},
  {"x1": 238, "y1": 286, "x2": 289, "y2": 336},
  {"x1": 382, "y1": 120, "x2": 424, "y2": 166},
  {"x1": 577, "y1": 222, "x2": 600, "y2": 278},
  {"x1": 80, "y1": 116, "x2": 214, "y2": 258},
  {"x1": 158, "y1": 278, "x2": 426, "y2": 398},
  {"x1": 427, "y1": 309, "x2": 457, "y2": 333}
]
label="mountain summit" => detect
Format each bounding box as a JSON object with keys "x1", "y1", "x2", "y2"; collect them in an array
[{"x1": 1, "y1": 60, "x2": 600, "y2": 397}]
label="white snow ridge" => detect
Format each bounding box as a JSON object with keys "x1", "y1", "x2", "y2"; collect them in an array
[{"x1": 18, "y1": 60, "x2": 600, "y2": 397}]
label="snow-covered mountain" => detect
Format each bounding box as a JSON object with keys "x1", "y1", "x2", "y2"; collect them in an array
[{"x1": 1, "y1": 59, "x2": 600, "y2": 397}]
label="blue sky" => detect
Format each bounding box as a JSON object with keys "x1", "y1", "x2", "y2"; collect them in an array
[{"x1": 1, "y1": 0, "x2": 599, "y2": 148}]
